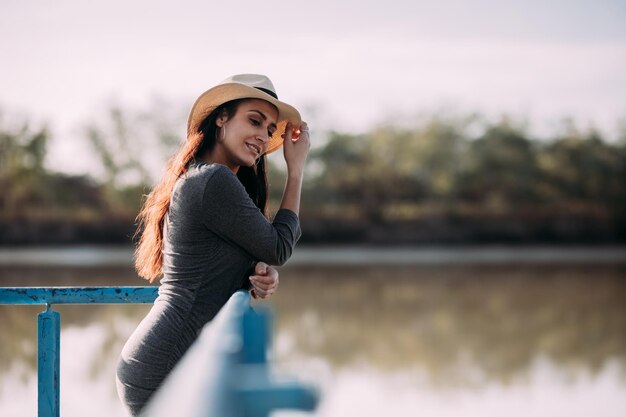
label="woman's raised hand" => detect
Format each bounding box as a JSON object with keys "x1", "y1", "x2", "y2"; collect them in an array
[{"x1": 282, "y1": 122, "x2": 311, "y2": 176}]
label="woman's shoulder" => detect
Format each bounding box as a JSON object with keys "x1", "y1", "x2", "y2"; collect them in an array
[
  {"x1": 180, "y1": 161, "x2": 232, "y2": 184},
  {"x1": 177, "y1": 162, "x2": 242, "y2": 197},
  {"x1": 171, "y1": 162, "x2": 221, "y2": 196},
  {"x1": 190, "y1": 162, "x2": 238, "y2": 186}
]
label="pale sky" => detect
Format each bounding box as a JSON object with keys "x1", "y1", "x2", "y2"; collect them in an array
[{"x1": 1, "y1": 0, "x2": 626, "y2": 174}]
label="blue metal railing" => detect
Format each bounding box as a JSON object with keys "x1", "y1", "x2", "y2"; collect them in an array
[
  {"x1": 0, "y1": 287, "x2": 319, "y2": 417},
  {"x1": 0, "y1": 286, "x2": 158, "y2": 417},
  {"x1": 142, "y1": 290, "x2": 319, "y2": 417}
]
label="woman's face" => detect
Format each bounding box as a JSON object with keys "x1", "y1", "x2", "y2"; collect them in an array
[{"x1": 215, "y1": 99, "x2": 278, "y2": 170}]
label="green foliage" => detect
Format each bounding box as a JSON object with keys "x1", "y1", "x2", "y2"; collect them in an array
[
  {"x1": 83, "y1": 101, "x2": 184, "y2": 212},
  {"x1": 85, "y1": 107, "x2": 151, "y2": 188},
  {"x1": 538, "y1": 130, "x2": 625, "y2": 207},
  {"x1": 2, "y1": 104, "x2": 625, "y2": 244},
  {"x1": 460, "y1": 121, "x2": 540, "y2": 208},
  {"x1": 0, "y1": 117, "x2": 84, "y2": 216},
  {"x1": 304, "y1": 116, "x2": 626, "y2": 228},
  {"x1": 0, "y1": 133, "x2": 104, "y2": 220}
]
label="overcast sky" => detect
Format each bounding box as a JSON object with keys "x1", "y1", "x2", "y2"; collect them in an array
[{"x1": 1, "y1": 0, "x2": 626, "y2": 174}]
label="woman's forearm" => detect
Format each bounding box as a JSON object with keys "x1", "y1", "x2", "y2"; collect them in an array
[
  {"x1": 279, "y1": 171, "x2": 303, "y2": 215},
  {"x1": 279, "y1": 121, "x2": 310, "y2": 216}
]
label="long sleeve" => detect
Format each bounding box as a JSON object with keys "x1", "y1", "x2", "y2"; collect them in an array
[{"x1": 201, "y1": 164, "x2": 301, "y2": 266}]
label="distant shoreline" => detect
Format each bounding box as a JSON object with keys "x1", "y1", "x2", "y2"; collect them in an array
[{"x1": 0, "y1": 245, "x2": 624, "y2": 267}]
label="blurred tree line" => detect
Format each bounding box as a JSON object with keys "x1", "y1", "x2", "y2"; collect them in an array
[
  {"x1": 297, "y1": 116, "x2": 626, "y2": 243},
  {"x1": 1, "y1": 107, "x2": 625, "y2": 245}
]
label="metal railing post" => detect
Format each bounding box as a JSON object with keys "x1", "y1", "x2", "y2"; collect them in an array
[
  {"x1": 237, "y1": 305, "x2": 318, "y2": 417},
  {"x1": 241, "y1": 307, "x2": 270, "y2": 364},
  {"x1": 0, "y1": 286, "x2": 158, "y2": 417},
  {"x1": 37, "y1": 304, "x2": 60, "y2": 417}
]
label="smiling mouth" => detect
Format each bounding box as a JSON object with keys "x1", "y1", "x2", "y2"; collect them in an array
[{"x1": 246, "y1": 143, "x2": 261, "y2": 155}]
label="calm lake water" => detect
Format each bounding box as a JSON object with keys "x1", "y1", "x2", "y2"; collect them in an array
[{"x1": 1, "y1": 246, "x2": 625, "y2": 417}]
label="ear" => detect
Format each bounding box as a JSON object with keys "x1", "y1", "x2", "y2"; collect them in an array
[{"x1": 215, "y1": 110, "x2": 229, "y2": 128}]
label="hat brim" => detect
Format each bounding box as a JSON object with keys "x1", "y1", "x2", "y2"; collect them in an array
[{"x1": 187, "y1": 83, "x2": 301, "y2": 155}]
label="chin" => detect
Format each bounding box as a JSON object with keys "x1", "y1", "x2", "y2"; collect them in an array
[{"x1": 237, "y1": 156, "x2": 257, "y2": 168}]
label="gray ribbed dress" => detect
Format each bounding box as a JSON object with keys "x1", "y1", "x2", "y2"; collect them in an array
[{"x1": 116, "y1": 162, "x2": 301, "y2": 416}]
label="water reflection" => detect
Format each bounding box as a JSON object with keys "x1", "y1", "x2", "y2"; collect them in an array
[
  {"x1": 0, "y1": 264, "x2": 153, "y2": 378},
  {"x1": 1, "y1": 263, "x2": 624, "y2": 387},
  {"x1": 1, "y1": 260, "x2": 626, "y2": 416},
  {"x1": 269, "y1": 264, "x2": 626, "y2": 387}
]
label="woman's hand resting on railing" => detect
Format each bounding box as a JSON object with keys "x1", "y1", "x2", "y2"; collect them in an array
[{"x1": 249, "y1": 262, "x2": 279, "y2": 299}]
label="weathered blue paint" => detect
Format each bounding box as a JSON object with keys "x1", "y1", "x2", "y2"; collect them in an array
[
  {"x1": 241, "y1": 306, "x2": 270, "y2": 364},
  {"x1": 142, "y1": 290, "x2": 319, "y2": 417},
  {"x1": 238, "y1": 384, "x2": 320, "y2": 417},
  {"x1": 38, "y1": 305, "x2": 60, "y2": 417},
  {"x1": 0, "y1": 286, "x2": 157, "y2": 417},
  {"x1": 0, "y1": 286, "x2": 158, "y2": 305}
]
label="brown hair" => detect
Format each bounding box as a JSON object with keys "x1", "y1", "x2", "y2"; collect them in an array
[{"x1": 134, "y1": 99, "x2": 270, "y2": 281}]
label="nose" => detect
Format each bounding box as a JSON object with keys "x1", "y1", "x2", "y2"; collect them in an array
[{"x1": 255, "y1": 134, "x2": 268, "y2": 143}]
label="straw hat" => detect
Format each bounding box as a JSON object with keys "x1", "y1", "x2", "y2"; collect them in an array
[{"x1": 187, "y1": 74, "x2": 302, "y2": 154}]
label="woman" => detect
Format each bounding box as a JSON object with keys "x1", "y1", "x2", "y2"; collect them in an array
[{"x1": 116, "y1": 74, "x2": 310, "y2": 416}]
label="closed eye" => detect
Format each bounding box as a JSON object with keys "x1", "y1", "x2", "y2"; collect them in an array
[{"x1": 251, "y1": 118, "x2": 275, "y2": 137}]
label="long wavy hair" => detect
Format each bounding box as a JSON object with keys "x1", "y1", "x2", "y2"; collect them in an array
[{"x1": 134, "y1": 98, "x2": 270, "y2": 281}]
